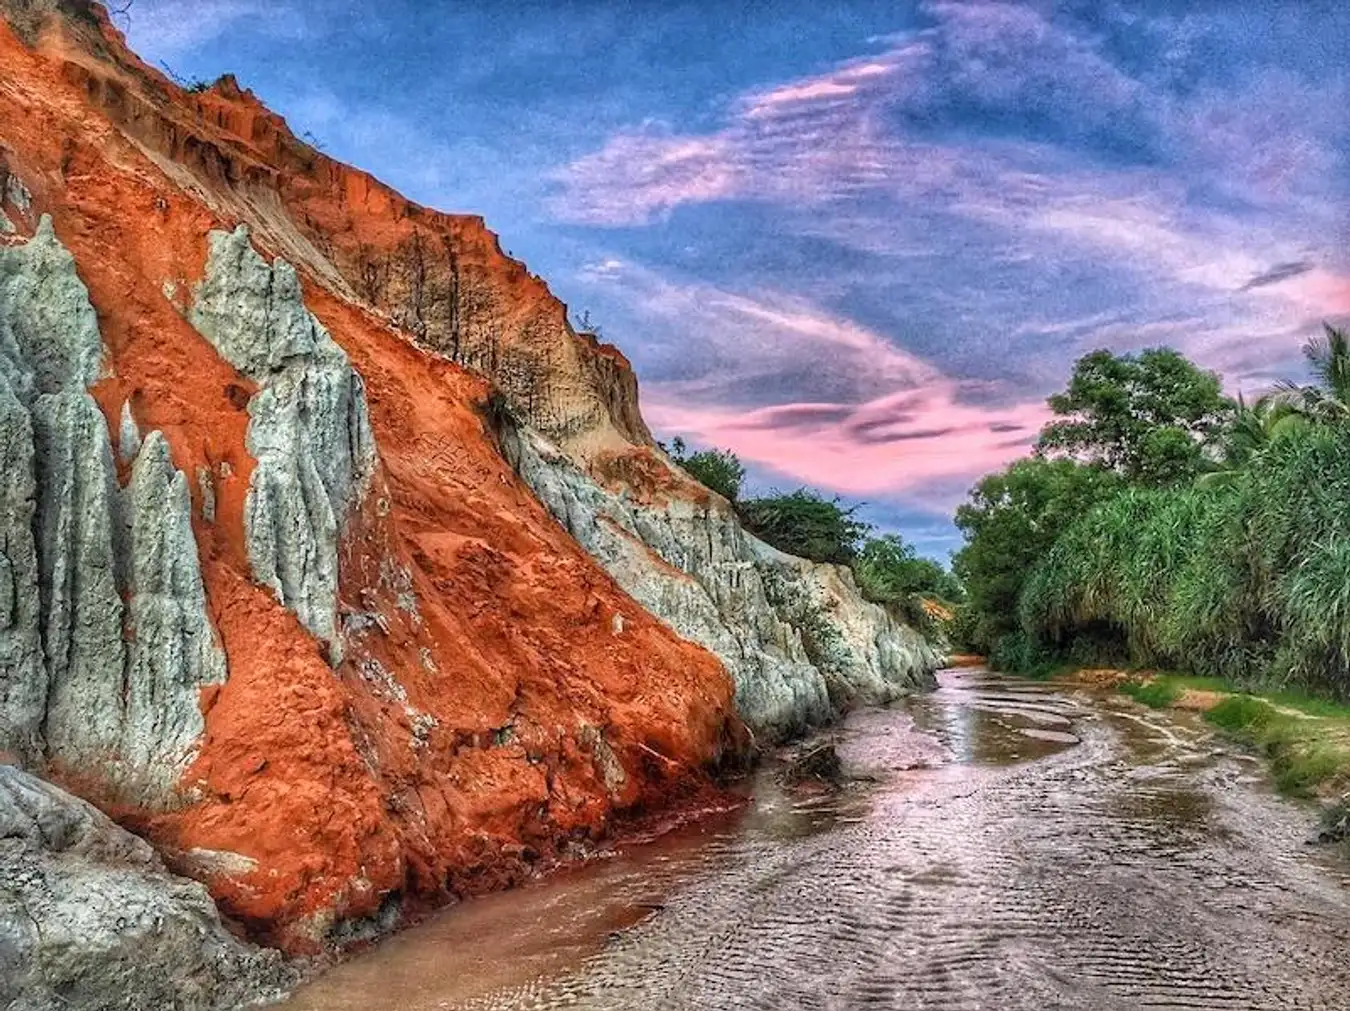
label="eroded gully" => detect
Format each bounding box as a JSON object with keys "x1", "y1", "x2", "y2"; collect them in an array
[{"x1": 277, "y1": 667, "x2": 1350, "y2": 1010}]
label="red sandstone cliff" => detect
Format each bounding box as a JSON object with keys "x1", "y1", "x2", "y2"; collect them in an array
[{"x1": 0, "y1": 1, "x2": 737, "y2": 952}]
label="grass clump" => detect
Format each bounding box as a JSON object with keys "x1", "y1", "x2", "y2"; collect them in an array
[
  {"x1": 1205, "y1": 695, "x2": 1277, "y2": 734},
  {"x1": 1203, "y1": 695, "x2": 1348, "y2": 798},
  {"x1": 1119, "y1": 679, "x2": 1182, "y2": 708}
]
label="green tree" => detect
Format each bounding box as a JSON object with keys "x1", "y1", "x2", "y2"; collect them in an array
[
  {"x1": 853, "y1": 535, "x2": 962, "y2": 605},
  {"x1": 1036, "y1": 347, "x2": 1235, "y2": 486},
  {"x1": 680, "y1": 449, "x2": 746, "y2": 502},
  {"x1": 953, "y1": 458, "x2": 1122, "y2": 654},
  {"x1": 739, "y1": 490, "x2": 870, "y2": 565},
  {"x1": 1275, "y1": 324, "x2": 1350, "y2": 423}
]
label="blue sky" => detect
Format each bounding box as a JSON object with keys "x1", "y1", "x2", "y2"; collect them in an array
[{"x1": 125, "y1": 0, "x2": 1350, "y2": 557}]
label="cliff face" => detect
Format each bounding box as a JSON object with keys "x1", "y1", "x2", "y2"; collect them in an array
[
  {"x1": 509, "y1": 429, "x2": 941, "y2": 742},
  {"x1": 0, "y1": 0, "x2": 938, "y2": 1001},
  {"x1": 0, "y1": 2, "x2": 737, "y2": 968}
]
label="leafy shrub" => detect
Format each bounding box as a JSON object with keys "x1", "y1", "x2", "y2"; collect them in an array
[
  {"x1": 852, "y1": 534, "x2": 961, "y2": 605},
  {"x1": 665, "y1": 437, "x2": 746, "y2": 501},
  {"x1": 739, "y1": 489, "x2": 870, "y2": 565},
  {"x1": 1018, "y1": 422, "x2": 1350, "y2": 698},
  {"x1": 954, "y1": 457, "x2": 1122, "y2": 655},
  {"x1": 678, "y1": 449, "x2": 745, "y2": 501}
]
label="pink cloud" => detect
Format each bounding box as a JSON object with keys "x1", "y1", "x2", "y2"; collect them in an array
[
  {"x1": 1283, "y1": 269, "x2": 1350, "y2": 317},
  {"x1": 647, "y1": 385, "x2": 1050, "y2": 507}
]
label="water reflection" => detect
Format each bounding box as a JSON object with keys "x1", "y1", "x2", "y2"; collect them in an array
[{"x1": 906, "y1": 669, "x2": 1083, "y2": 765}]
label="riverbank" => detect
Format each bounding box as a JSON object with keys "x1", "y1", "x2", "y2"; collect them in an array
[{"x1": 1045, "y1": 667, "x2": 1350, "y2": 841}]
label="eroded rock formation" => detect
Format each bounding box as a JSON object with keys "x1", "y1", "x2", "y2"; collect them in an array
[
  {"x1": 190, "y1": 224, "x2": 377, "y2": 661},
  {"x1": 509, "y1": 428, "x2": 940, "y2": 742},
  {"x1": 0, "y1": 764, "x2": 291, "y2": 1011},
  {"x1": 0, "y1": 217, "x2": 224, "y2": 801},
  {"x1": 0, "y1": 2, "x2": 940, "y2": 1007}
]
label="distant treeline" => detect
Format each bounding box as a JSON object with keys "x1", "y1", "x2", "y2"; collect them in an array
[{"x1": 952, "y1": 325, "x2": 1350, "y2": 700}]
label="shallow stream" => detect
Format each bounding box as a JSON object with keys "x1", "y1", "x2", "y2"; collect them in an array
[{"x1": 278, "y1": 668, "x2": 1350, "y2": 1010}]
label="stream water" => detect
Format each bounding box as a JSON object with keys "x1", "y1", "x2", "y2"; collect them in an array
[{"x1": 277, "y1": 667, "x2": 1350, "y2": 1010}]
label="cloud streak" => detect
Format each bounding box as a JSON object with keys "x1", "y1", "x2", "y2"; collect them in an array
[{"x1": 554, "y1": 1, "x2": 1349, "y2": 533}]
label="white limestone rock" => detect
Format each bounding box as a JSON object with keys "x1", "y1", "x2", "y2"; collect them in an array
[
  {"x1": 0, "y1": 764, "x2": 292, "y2": 1011},
  {"x1": 0, "y1": 216, "x2": 119, "y2": 765},
  {"x1": 506, "y1": 427, "x2": 940, "y2": 743},
  {"x1": 116, "y1": 398, "x2": 141, "y2": 463},
  {"x1": 189, "y1": 226, "x2": 377, "y2": 662},
  {"x1": 0, "y1": 370, "x2": 42, "y2": 759},
  {"x1": 120, "y1": 432, "x2": 227, "y2": 794},
  {"x1": 30, "y1": 390, "x2": 126, "y2": 768},
  {"x1": 0, "y1": 217, "x2": 228, "y2": 804}
]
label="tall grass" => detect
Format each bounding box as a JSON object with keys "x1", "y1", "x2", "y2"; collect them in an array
[{"x1": 1019, "y1": 424, "x2": 1350, "y2": 699}]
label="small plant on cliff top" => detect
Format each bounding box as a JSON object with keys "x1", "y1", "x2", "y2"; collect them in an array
[
  {"x1": 573, "y1": 308, "x2": 603, "y2": 337},
  {"x1": 667, "y1": 437, "x2": 746, "y2": 502}
]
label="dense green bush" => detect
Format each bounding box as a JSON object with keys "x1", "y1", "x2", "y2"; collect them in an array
[
  {"x1": 738, "y1": 489, "x2": 871, "y2": 565},
  {"x1": 1018, "y1": 423, "x2": 1350, "y2": 697},
  {"x1": 681, "y1": 450, "x2": 746, "y2": 502},
  {"x1": 952, "y1": 457, "x2": 1122, "y2": 655},
  {"x1": 852, "y1": 534, "x2": 962, "y2": 605},
  {"x1": 666, "y1": 437, "x2": 747, "y2": 502}
]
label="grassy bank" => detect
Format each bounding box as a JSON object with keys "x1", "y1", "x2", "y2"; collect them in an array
[{"x1": 1110, "y1": 671, "x2": 1350, "y2": 838}]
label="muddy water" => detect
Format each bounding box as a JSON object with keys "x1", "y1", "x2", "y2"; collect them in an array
[{"x1": 277, "y1": 668, "x2": 1350, "y2": 1010}]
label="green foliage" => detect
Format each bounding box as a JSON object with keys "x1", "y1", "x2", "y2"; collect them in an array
[
  {"x1": 668, "y1": 438, "x2": 746, "y2": 502},
  {"x1": 1119, "y1": 679, "x2": 1182, "y2": 708},
  {"x1": 739, "y1": 489, "x2": 870, "y2": 565},
  {"x1": 1019, "y1": 422, "x2": 1350, "y2": 698},
  {"x1": 1274, "y1": 324, "x2": 1350, "y2": 423},
  {"x1": 953, "y1": 457, "x2": 1122, "y2": 656},
  {"x1": 852, "y1": 534, "x2": 961, "y2": 606},
  {"x1": 1037, "y1": 347, "x2": 1234, "y2": 486}
]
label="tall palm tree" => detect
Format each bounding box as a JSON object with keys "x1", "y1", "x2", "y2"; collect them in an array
[{"x1": 1275, "y1": 323, "x2": 1350, "y2": 422}]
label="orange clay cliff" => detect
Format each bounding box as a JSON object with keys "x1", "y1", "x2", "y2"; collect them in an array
[{"x1": 0, "y1": 3, "x2": 938, "y2": 1005}]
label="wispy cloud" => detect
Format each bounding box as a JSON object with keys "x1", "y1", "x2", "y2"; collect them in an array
[
  {"x1": 125, "y1": 0, "x2": 309, "y2": 62},
  {"x1": 577, "y1": 262, "x2": 1046, "y2": 507}
]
